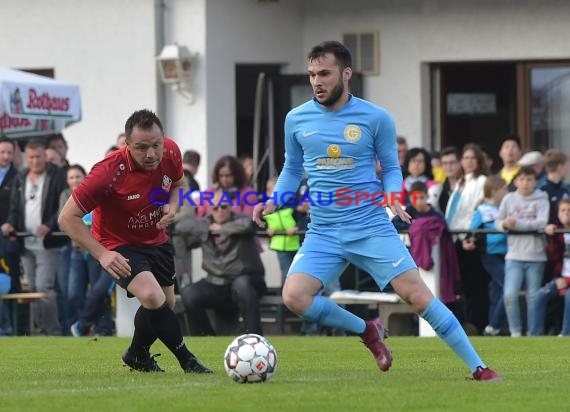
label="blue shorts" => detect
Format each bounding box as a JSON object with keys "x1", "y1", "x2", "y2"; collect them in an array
[{"x1": 288, "y1": 222, "x2": 417, "y2": 291}]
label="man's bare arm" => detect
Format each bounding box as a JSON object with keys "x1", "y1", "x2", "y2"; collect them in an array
[{"x1": 58, "y1": 197, "x2": 131, "y2": 279}]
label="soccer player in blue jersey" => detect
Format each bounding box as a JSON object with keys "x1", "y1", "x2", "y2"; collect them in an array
[{"x1": 253, "y1": 41, "x2": 500, "y2": 381}]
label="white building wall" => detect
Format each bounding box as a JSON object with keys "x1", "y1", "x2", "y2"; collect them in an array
[
  {"x1": 161, "y1": 0, "x2": 208, "y2": 184},
  {"x1": 0, "y1": 0, "x2": 157, "y2": 170},
  {"x1": 300, "y1": 0, "x2": 570, "y2": 148},
  {"x1": 198, "y1": 0, "x2": 304, "y2": 187},
  {"x1": 155, "y1": 0, "x2": 305, "y2": 188},
  {"x1": 2, "y1": 0, "x2": 570, "y2": 172}
]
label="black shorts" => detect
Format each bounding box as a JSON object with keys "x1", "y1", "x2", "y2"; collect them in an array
[{"x1": 113, "y1": 243, "x2": 175, "y2": 295}]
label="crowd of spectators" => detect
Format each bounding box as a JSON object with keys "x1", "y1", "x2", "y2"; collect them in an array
[{"x1": 0, "y1": 131, "x2": 569, "y2": 338}]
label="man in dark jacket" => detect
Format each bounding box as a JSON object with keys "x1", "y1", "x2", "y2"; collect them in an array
[
  {"x1": 182, "y1": 149, "x2": 201, "y2": 192},
  {"x1": 0, "y1": 137, "x2": 20, "y2": 335},
  {"x1": 0, "y1": 137, "x2": 22, "y2": 295},
  {"x1": 179, "y1": 191, "x2": 266, "y2": 336},
  {"x1": 1, "y1": 139, "x2": 68, "y2": 335}
]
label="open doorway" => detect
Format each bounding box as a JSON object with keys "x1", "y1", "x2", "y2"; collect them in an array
[
  {"x1": 438, "y1": 63, "x2": 517, "y2": 170},
  {"x1": 235, "y1": 64, "x2": 281, "y2": 159},
  {"x1": 235, "y1": 64, "x2": 363, "y2": 189},
  {"x1": 434, "y1": 60, "x2": 570, "y2": 169}
]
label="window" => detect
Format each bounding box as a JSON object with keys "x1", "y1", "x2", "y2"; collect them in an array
[
  {"x1": 529, "y1": 66, "x2": 570, "y2": 153},
  {"x1": 342, "y1": 32, "x2": 380, "y2": 75}
]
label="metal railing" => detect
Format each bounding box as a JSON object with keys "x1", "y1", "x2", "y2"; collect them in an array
[{"x1": 5, "y1": 227, "x2": 570, "y2": 240}]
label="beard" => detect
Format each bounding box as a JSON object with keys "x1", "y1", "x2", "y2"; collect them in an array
[{"x1": 317, "y1": 78, "x2": 345, "y2": 107}]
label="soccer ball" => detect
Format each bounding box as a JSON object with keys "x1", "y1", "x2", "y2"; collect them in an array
[{"x1": 223, "y1": 334, "x2": 278, "y2": 383}]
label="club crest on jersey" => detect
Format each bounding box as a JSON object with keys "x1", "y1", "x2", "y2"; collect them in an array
[
  {"x1": 162, "y1": 175, "x2": 172, "y2": 190},
  {"x1": 344, "y1": 125, "x2": 361, "y2": 142},
  {"x1": 327, "y1": 144, "x2": 341, "y2": 158}
]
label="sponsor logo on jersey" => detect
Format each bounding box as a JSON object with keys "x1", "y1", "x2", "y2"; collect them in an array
[
  {"x1": 327, "y1": 144, "x2": 341, "y2": 158},
  {"x1": 127, "y1": 193, "x2": 140, "y2": 200},
  {"x1": 344, "y1": 124, "x2": 361, "y2": 142}
]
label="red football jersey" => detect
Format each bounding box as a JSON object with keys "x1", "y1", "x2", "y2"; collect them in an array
[{"x1": 72, "y1": 138, "x2": 183, "y2": 250}]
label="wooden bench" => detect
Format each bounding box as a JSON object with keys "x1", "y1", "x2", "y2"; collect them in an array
[
  {"x1": 0, "y1": 292, "x2": 53, "y2": 335},
  {"x1": 330, "y1": 290, "x2": 417, "y2": 335}
]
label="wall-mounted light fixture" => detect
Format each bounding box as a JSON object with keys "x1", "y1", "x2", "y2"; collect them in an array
[{"x1": 156, "y1": 43, "x2": 196, "y2": 104}]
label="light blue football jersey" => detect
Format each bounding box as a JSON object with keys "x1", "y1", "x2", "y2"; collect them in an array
[{"x1": 272, "y1": 95, "x2": 402, "y2": 229}]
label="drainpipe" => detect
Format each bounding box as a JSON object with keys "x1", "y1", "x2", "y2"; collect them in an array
[{"x1": 154, "y1": 0, "x2": 166, "y2": 121}]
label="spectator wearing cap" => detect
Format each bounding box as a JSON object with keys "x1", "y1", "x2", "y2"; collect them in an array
[
  {"x1": 179, "y1": 190, "x2": 266, "y2": 336},
  {"x1": 519, "y1": 151, "x2": 546, "y2": 188}
]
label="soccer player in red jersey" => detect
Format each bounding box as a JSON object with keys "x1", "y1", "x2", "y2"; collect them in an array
[{"x1": 59, "y1": 109, "x2": 211, "y2": 373}]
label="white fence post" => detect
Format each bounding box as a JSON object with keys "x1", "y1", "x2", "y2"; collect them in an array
[
  {"x1": 418, "y1": 238, "x2": 440, "y2": 337},
  {"x1": 115, "y1": 287, "x2": 140, "y2": 337}
]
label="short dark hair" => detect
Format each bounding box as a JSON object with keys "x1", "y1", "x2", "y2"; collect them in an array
[
  {"x1": 25, "y1": 138, "x2": 46, "y2": 151},
  {"x1": 500, "y1": 134, "x2": 521, "y2": 150},
  {"x1": 183, "y1": 150, "x2": 201, "y2": 167},
  {"x1": 0, "y1": 137, "x2": 16, "y2": 150},
  {"x1": 441, "y1": 146, "x2": 459, "y2": 158},
  {"x1": 307, "y1": 41, "x2": 352, "y2": 70},
  {"x1": 47, "y1": 133, "x2": 68, "y2": 149},
  {"x1": 124, "y1": 109, "x2": 163, "y2": 138},
  {"x1": 396, "y1": 136, "x2": 408, "y2": 146},
  {"x1": 67, "y1": 163, "x2": 87, "y2": 176},
  {"x1": 514, "y1": 166, "x2": 537, "y2": 180},
  {"x1": 410, "y1": 181, "x2": 428, "y2": 194}
]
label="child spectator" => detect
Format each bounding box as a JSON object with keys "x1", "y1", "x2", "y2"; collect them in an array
[
  {"x1": 540, "y1": 149, "x2": 570, "y2": 332},
  {"x1": 540, "y1": 149, "x2": 569, "y2": 227},
  {"x1": 536, "y1": 199, "x2": 570, "y2": 336},
  {"x1": 392, "y1": 181, "x2": 444, "y2": 231},
  {"x1": 0, "y1": 254, "x2": 11, "y2": 335},
  {"x1": 264, "y1": 177, "x2": 301, "y2": 284},
  {"x1": 496, "y1": 167, "x2": 549, "y2": 336},
  {"x1": 393, "y1": 181, "x2": 460, "y2": 309},
  {"x1": 465, "y1": 176, "x2": 508, "y2": 336}
]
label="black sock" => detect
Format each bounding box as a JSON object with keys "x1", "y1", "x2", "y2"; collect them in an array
[
  {"x1": 130, "y1": 306, "x2": 157, "y2": 358},
  {"x1": 146, "y1": 303, "x2": 193, "y2": 366}
]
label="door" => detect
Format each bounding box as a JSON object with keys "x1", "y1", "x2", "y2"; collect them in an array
[{"x1": 438, "y1": 63, "x2": 517, "y2": 169}]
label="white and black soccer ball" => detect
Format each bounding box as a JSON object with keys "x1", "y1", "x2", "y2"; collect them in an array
[{"x1": 223, "y1": 334, "x2": 278, "y2": 383}]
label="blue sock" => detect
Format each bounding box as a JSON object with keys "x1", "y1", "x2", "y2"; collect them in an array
[
  {"x1": 421, "y1": 298, "x2": 486, "y2": 373},
  {"x1": 303, "y1": 295, "x2": 366, "y2": 334}
]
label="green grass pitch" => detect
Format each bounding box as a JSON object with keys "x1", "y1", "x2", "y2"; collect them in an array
[{"x1": 0, "y1": 336, "x2": 567, "y2": 411}]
